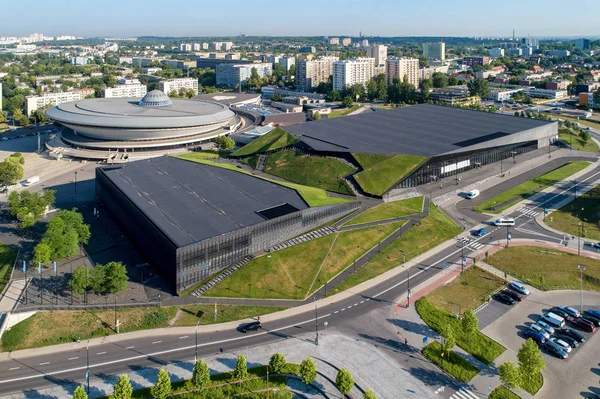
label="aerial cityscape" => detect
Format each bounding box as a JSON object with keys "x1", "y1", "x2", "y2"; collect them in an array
[{"x1": 1, "y1": 1, "x2": 600, "y2": 399}]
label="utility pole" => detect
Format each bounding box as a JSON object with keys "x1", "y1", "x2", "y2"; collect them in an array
[
  {"x1": 86, "y1": 340, "x2": 90, "y2": 394},
  {"x1": 506, "y1": 226, "x2": 511, "y2": 247},
  {"x1": 313, "y1": 297, "x2": 318, "y2": 345},
  {"x1": 578, "y1": 265, "x2": 585, "y2": 313},
  {"x1": 407, "y1": 268, "x2": 411, "y2": 308},
  {"x1": 195, "y1": 320, "x2": 199, "y2": 363}
]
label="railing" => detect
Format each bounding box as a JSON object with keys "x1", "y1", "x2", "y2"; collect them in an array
[{"x1": 13, "y1": 301, "x2": 160, "y2": 313}]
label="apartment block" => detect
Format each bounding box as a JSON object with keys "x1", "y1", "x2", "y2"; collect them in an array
[
  {"x1": 26, "y1": 91, "x2": 82, "y2": 116},
  {"x1": 216, "y1": 63, "x2": 273, "y2": 87},
  {"x1": 342, "y1": 38, "x2": 352, "y2": 46},
  {"x1": 489, "y1": 48, "x2": 504, "y2": 57},
  {"x1": 159, "y1": 78, "x2": 199, "y2": 95},
  {"x1": 366, "y1": 44, "x2": 388, "y2": 67},
  {"x1": 103, "y1": 83, "x2": 147, "y2": 98},
  {"x1": 295, "y1": 57, "x2": 339, "y2": 91},
  {"x1": 333, "y1": 58, "x2": 375, "y2": 91},
  {"x1": 179, "y1": 44, "x2": 192, "y2": 52},
  {"x1": 423, "y1": 42, "x2": 446, "y2": 61},
  {"x1": 463, "y1": 56, "x2": 490, "y2": 68},
  {"x1": 385, "y1": 57, "x2": 419, "y2": 87},
  {"x1": 279, "y1": 56, "x2": 295, "y2": 72},
  {"x1": 329, "y1": 37, "x2": 339, "y2": 45}
]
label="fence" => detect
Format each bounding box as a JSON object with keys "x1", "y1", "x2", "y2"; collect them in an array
[{"x1": 13, "y1": 300, "x2": 160, "y2": 313}]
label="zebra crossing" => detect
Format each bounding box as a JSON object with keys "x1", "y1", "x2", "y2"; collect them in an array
[
  {"x1": 449, "y1": 387, "x2": 480, "y2": 399},
  {"x1": 458, "y1": 237, "x2": 485, "y2": 251},
  {"x1": 518, "y1": 206, "x2": 540, "y2": 217}
]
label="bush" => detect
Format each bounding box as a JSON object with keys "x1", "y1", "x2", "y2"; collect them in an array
[
  {"x1": 269, "y1": 352, "x2": 286, "y2": 374},
  {"x1": 335, "y1": 368, "x2": 354, "y2": 395},
  {"x1": 234, "y1": 354, "x2": 249, "y2": 380},
  {"x1": 140, "y1": 309, "x2": 170, "y2": 330},
  {"x1": 422, "y1": 341, "x2": 479, "y2": 382},
  {"x1": 298, "y1": 357, "x2": 316, "y2": 384}
]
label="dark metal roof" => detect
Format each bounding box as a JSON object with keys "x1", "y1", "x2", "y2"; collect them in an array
[
  {"x1": 284, "y1": 104, "x2": 554, "y2": 156},
  {"x1": 99, "y1": 157, "x2": 308, "y2": 247}
]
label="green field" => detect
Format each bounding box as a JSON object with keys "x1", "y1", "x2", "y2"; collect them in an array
[
  {"x1": 204, "y1": 221, "x2": 406, "y2": 299},
  {"x1": 485, "y1": 246, "x2": 600, "y2": 291},
  {"x1": 263, "y1": 149, "x2": 355, "y2": 195},
  {"x1": 231, "y1": 127, "x2": 299, "y2": 157},
  {"x1": 558, "y1": 127, "x2": 599, "y2": 152},
  {"x1": 344, "y1": 196, "x2": 423, "y2": 226},
  {"x1": 426, "y1": 266, "x2": 506, "y2": 315},
  {"x1": 1, "y1": 304, "x2": 286, "y2": 352},
  {"x1": 0, "y1": 243, "x2": 17, "y2": 294},
  {"x1": 329, "y1": 204, "x2": 462, "y2": 295},
  {"x1": 546, "y1": 184, "x2": 600, "y2": 241},
  {"x1": 422, "y1": 341, "x2": 480, "y2": 382},
  {"x1": 173, "y1": 156, "x2": 352, "y2": 207},
  {"x1": 353, "y1": 154, "x2": 429, "y2": 196},
  {"x1": 328, "y1": 104, "x2": 362, "y2": 118},
  {"x1": 474, "y1": 161, "x2": 590, "y2": 213}
]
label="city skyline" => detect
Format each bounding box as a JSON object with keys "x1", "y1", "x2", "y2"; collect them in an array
[{"x1": 1, "y1": 0, "x2": 599, "y2": 38}]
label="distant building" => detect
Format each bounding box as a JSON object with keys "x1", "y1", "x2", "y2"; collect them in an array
[
  {"x1": 159, "y1": 78, "x2": 199, "y2": 96},
  {"x1": 26, "y1": 91, "x2": 83, "y2": 116},
  {"x1": 385, "y1": 57, "x2": 419, "y2": 87},
  {"x1": 342, "y1": 38, "x2": 352, "y2": 46},
  {"x1": 575, "y1": 82, "x2": 600, "y2": 95},
  {"x1": 279, "y1": 56, "x2": 295, "y2": 72},
  {"x1": 193, "y1": 43, "x2": 201, "y2": 51},
  {"x1": 423, "y1": 42, "x2": 446, "y2": 61},
  {"x1": 574, "y1": 38, "x2": 590, "y2": 49},
  {"x1": 501, "y1": 42, "x2": 518, "y2": 49},
  {"x1": 300, "y1": 46, "x2": 316, "y2": 53},
  {"x1": 522, "y1": 87, "x2": 568, "y2": 99},
  {"x1": 333, "y1": 58, "x2": 375, "y2": 91},
  {"x1": 196, "y1": 57, "x2": 253, "y2": 69},
  {"x1": 489, "y1": 48, "x2": 504, "y2": 57},
  {"x1": 463, "y1": 56, "x2": 490, "y2": 68},
  {"x1": 429, "y1": 87, "x2": 480, "y2": 106},
  {"x1": 103, "y1": 82, "x2": 147, "y2": 98},
  {"x1": 216, "y1": 63, "x2": 273, "y2": 87},
  {"x1": 583, "y1": 71, "x2": 600, "y2": 82},
  {"x1": 521, "y1": 46, "x2": 533, "y2": 56},
  {"x1": 521, "y1": 37, "x2": 540, "y2": 50},
  {"x1": 366, "y1": 44, "x2": 388, "y2": 67},
  {"x1": 180, "y1": 43, "x2": 192, "y2": 52},
  {"x1": 579, "y1": 92, "x2": 595, "y2": 107},
  {"x1": 295, "y1": 57, "x2": 338, "y2": 91},
  {"x1": 211, "y1": 41, "x2": 233, "y2": 51},
  {"x1": 507, "y1": 48, "x2": 523, "y2": 57},
  {"x1": 546, "y1": 50, "x2": 571, "y2": 57},
  {"x1": 545, "y1": 80, "x2": 569, "y2": 90},
  {"x1": 71, "y1": 57, "x2": 89, "y2": 65},
  {"x1": 488, "y1": 88, "x2": 522, "y2": 102},
  {"x1": 361, "y1": 39, "x2": 369, "y2": 47},
  {"x1": 475, "y1": 66, "x2": 506, "y2": 79},
  {"x1": 329, "y1": 37, "x2": 339, "y2": 45}
]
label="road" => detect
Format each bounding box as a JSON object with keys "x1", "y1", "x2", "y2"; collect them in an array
[{"x1": 0, "y1": 159, "x2": 599, "y2": 398}]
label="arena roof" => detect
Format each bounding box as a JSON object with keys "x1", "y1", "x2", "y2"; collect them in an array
[
  {"x1": 284, "y1": 104, "x2": 555, "y2": 156},
  {"x1": 99, "y1": 157, "x2": 308, "y2": 247}
]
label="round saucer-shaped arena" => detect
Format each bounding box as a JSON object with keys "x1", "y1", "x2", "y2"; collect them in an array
[{"x1": 45, "y1": 90, "x2": 237, "y2": 146}]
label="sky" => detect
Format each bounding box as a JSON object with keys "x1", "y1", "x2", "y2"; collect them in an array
[{"x1": 2, "y1": 0, "x2": 599, "y2": 38}]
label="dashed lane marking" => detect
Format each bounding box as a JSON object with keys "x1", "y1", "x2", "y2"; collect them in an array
[
  {"x1": 96, "y1": 352, "x2": 106, "y2": 355},
  {"x1": 9, "y1": 367, "x2": 19, "y2": 371},
  {"x1": 68, "y1": 357, "x2": 78, "y2": 361},
  {"x1": 179, "y1": 336, "x2": 188, "y2": 339},
  {"x1": 152, "y1": 341, "x2": 162, "y2": 344},
  {"x1": 39, "y1": 362, "x2": 49, "y2": 366}
]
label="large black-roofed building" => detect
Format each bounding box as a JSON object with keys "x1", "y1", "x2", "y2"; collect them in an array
[
  {"x1": 285, "y1": 104, "x2": 558, "y2": 189},
  {"x1": 96, "y1": 156, "x2": 357, "y2": 292}
]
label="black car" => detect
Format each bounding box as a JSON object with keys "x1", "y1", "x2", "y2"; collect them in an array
[
  {"x1": 545, "y1": 341, "x2": 568, "y2": 359},
  {"x1": 557, "y1": 328, "x2": 585, "y2": 343},
  {"x1": 554, "y1": 334, "x2": 579, "y2": 348},
  {"x1": 503, "y1": 290, "x2": 524, "y2": 301},
  {"x1": 583, "y1": 311, "x2": 600, "y2": 327},
  {"x1": 239, "y1": 321, "x2": 262, "y2": 333},
  {"x1": 550, "y1": 307, "x2": 570, "y2": 319},
  {"x1": 494, "y1": 293, "x2": 515, "y2": 305}
]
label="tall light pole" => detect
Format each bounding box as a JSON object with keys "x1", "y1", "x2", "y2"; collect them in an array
[
  {"x1": 86, "y1": 340, "x2": 90, "y2": 394},
  {"x1": 195, "y1": 320, "x2": 199, "y2": 363},
  {"x1": 313, "y1": 297, "x2": 318, "y2": 345},
  {"x1": 578, "y1": 265, "x2": 585, "y2": 313},
  {"x1": 407, "y1": 268, "x2": 411, "y2": 308}
]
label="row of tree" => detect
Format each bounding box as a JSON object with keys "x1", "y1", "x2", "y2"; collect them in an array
[
  {"x1": 69, "y1": 261, "x2": 129, "y2": 296},
  {"x1": 499, "y1": 339, "x2": 546, "y2": 395},
  {"x1": 0, "y1": 153, "x2": 25, "y2": 190},
  {"x1": 33, "y1": 208, "x2": 90, "y2": 264}
]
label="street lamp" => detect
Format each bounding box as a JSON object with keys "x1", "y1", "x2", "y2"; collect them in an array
[
  {"x1": 74, "y1": 170, "x2": 78, "y2": 196},
  {"x1": 86, "y1": 340, "x2": 90, "y2": 394},
  {"x1": 195, "y1": 320, "x2": 199, "y2": 363},
  {"x1": 407, "y1": 268, "x2": 411, "y2": 308},
  {"x1": 313, "y1": 297, "x2": 318, "y2": 345},
  {"x1": 506, "y1": 225, "x2": 511, "y2": 248},
  {"x1": 578, "y1": 265, "x2": 585, "y2": 313}
]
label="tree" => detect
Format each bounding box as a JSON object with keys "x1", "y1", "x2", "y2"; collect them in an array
[
  {"x1": 467, "y1": 78, "x2": 490, "y2": 98},
  {"x1": 441, "y1": 324, "x2": 456, "y2": 356},
  {"x1": 8, "y1": 190, "x2": 56, "y2": 228},
  {"x1": 269, "y1": 352, "x2": 286, "y2": 374},
  {"x1": 191, "y1": 358, "x2": 210, "y2": 389},
  {"x1": 517, "y1": 338, "x2": 546, "y2": 383},
  {"x1": 214, "y1": 135, "x2": 235, "y2": 151},
  {"x1": 298, "y1": 357, "x2": 316, "y2": 384},
  {"x1": 326, "y1": 90, "x2": 341, "y2": 102},
  {"x1": 579, "y1": 130, "x2": 590, "y2": 143},
  {"x1": 342, "y1": 96, "x2": 353, "y2": 108},
  {"x1": 461, "y1": 310, "x2": 479, "y2": 341},
  {"x1": 432, "y1": 72, "x2": 448, "y2": 88},
  {"x1": 233, "y1": 354, "x2": 249, "y2": 380},
  {"x1": 514, "y1": 111, "x2": 520, "y2": 116},
  {"x1": 57, "y1": 208, "x2": 91, "y2": 244},
  {"x1": 375, "y1": 73, "x2": 387, "y2": 100},
  {"x1": 335, "y1": 368, "x2": 354, "y2": 395},
  {"x1": 419, "y1": 78, "x2": 433, "y2": 100},
  {"x1": 73, "y1": 385, "x2": 87, "y2": 399},
  {"x1": 112, "y1": 374, "x2": 133, "y2": 399},
  {"x1": 271, "y1": 93, "x2": 283, "y2": 102},
  {"x1": 366, "y1": 79, "x2": 378, "y2": 102},
  {"x1": 363, "y1": 388, "x2": 377, "y2": 399},
  {"x1": 593, "y1": 88, "x2": 600, "y2": 106},
  {"x1": 312, "y1": 111, "x2": 321, "y2": 121},
  {"x1": 150, "y1": 369, "x2": 172, "y2": 399},
  {"x1": 8, "y1": 152, "x2": 24, "y2": 165},
  {"x1": 272, "y1": 387, "x2": 293, "y2": 399},
  {"x1": 69, "y1": 266, "x2": 90, "y2": 295},
  {"x1": 33, "y1": 242, "x2": 53, "y2": 264},
  {"x1": 0, "y1": 158, "x2": 25, "y2": 189},
  {"x1": 89, "y1": 264, "x2": 106, "y2": 294},
  {"x1": 499, "y1": 361, "x2": 522, "y2": 395},
  {"x1": 448, "y1": 76, "x2": 458, "y2": 86},
  {"x1": 102, "y1": 261, "x2": 129, "y2": 293}
]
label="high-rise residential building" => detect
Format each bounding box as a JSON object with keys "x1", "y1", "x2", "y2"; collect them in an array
[
  {"x1": 342, "y1": 38, "x2": 352, "y2": 46},
  {"x1": 295, "y1": 57, "x2": 339, "y2": 91},
  {"x1": 521, "y1": 46, "x2": 533, "y2": 56},
  {"x1": 521, "y1": 37, "x2": 539, "y2": 50},
  {"x1": 463, "y1": 56, "x2": 490, "y2": 68},
  {"x1": 546, "y1": 50, "x2": 571, "y2": 57},
  {"x1": 193, "y1": 43, "x2": 201, "y2": 51},
  {"x1": 422, "y1": 42, "x2": 446, "y2": 61},
  {"x1": 489, "y1": 48, "x2": 505, "y2": 57},
  {"x1": 329, "y1": 37, "x2": 339, "y2": 45},
  {"x1": 574, "y1": 38, "x2": 590, "y2": 49},
  {"x1": 501, "y1": 42, "x2": 518, "y2": 49},
  {"x1": 26, "y1": 91, "x2": 83, "y2": 116},
  {"x1": 211, "y1": 42, "x2": 233, "y2": 51},
  {"x1": 385, "y1": 57, "x2": 419, "y2": 87},
  {"x1": 366, "y1": 44, "x2": 388, "y2": 67},
  {"x1": 279, "y1": 56, "x2": 295, "y2": 72},
  {"x1": 216, "y1": 63, "x2": 273, "y2": 87},
  {"x1": 201, "y1": 42, "x2": 210, "y2": 50},
  {"x1": 103, "y1": 80, "x2": 147, "y2": 98},
  {"x1": 179, "y1": 43, "x2": 192, "y2": 52},
  {"x1": 361, "y1": 39, "x2": 369, "y2": 47},
  {"x1": 507, "y1": 48, "x2": 523, "y2": 57},
  {"x1": 159, "y1": 78, "x2": 199, "y2": 95},
  {"x1": 333, "y1": 58, "x2": 375, "y2": 91}
]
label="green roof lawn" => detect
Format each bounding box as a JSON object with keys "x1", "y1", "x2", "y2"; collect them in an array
[
  {"x1": 231, "y1": 127, "x2": 298, "y2": 157},
  {"x1": 353, "y1": 153, "x2": 428, "y2": 196}
]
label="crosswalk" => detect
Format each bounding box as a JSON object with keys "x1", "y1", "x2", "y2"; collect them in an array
[
  {"x1": 449, "y1": 387, "x2": 480, "y2": 399},
  {"x1": 518, "y1": 206, "x2": 540, "y2": 217},
  {"x1": 458, "y1": 237, "x2": 485, "y2": 251}
]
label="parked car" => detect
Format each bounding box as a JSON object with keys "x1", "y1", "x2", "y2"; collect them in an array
[
  {"x1": 473, "y1": 228, "x2": 487, "y2": 237},
  {"x1": 548, "y1": 337, "x2": 572, "y2": 353},
  {"x1": 581, "y1": 313, "x2": 600, "y2": 327},
  {"x1": 554, "y1": 334, "x2": 578, "y2": 348},
  {"x1": 541, "y1": 312, "x2": 565, "y2": 328},
  {"x1": 571, "y1": 317, "x2": 596, "y2": 333},
  {"x1": 494, "y1": 293, "x2": 515, "y2": 305},
  {"x1": 557, "y1": 328, "x2": 585, "y2": 343},
  {"x1": 536, "y1": 320, "x2": 555, "y2": 335},
  {"x1": 528, "y1": 324, "x2": 550, "y2": 339},
  {"x1": 585, "y1": 309, "x2": 600, "y2": 319},
  {"x1": 524, "y1": 329, "x2": 547, "y2": 345},
  {"x1": 549, "y1": 307, "x2": 570, "y2": 319},
  {"x1": 238, "y1": 321, "x2": 262, "y2": 333},
  {"x1": 503, "y1": 290, "x2": 524, "y2": 301},
  {"x1": 508, "y1": 282, "x2": 530, "y2": 296},
  {"x1": 545, "y1": 340, "x2": 569, "y2": 359},
  {"x1": 559, "y1": 306, "x2": 581, "y2": 318}
]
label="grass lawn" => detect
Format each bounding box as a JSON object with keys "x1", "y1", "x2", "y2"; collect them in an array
[
  {"x1": 204, "y1": 221, "x2": 406, "y2": 300},
  {"x1": 352, "y1": 153, "x2": 394, "y2": 169},
  {"x1": 416, "y1": 298, "x2": 505, "y2": 365},
  {"x1": 485, "y1": 246, "x2": 600, "y2": 291},
  {"x1": 489, "y1": 386, "x2": 521, "y2": 399},
  {"x1": 558, "y1": 127, "x2": 599, "y2": 152},
  {"x1": 1, "y1": 304, "x2": 286, "y2": 352},
  {"x1": 546, "y1": 184, "x2": 600, "y2": 241},
  {"x1": 176, "y1": 151, "x2": 220, "y2": 161},
  {"x1": 238, "y1": 155, "x2": 259, "y2": 169},
  {"x1": 422, "y1": 341, "x2": 480, "y2": 382},
  {"x1": 329, "y1": 204, "x2": 462, "y2": 295},
  {"x1": 344, "y1": 196, "x2": 423, "y2": 226},
  {"x1": 173, "y1": 155, "x2": 352, "y2": 207},
  {"x1": 353, "y1": 154, "x2": 429, "y2": 196},
  {"x1": 426, "y1": 266, "x2": 507, "y2": 315},
  {"x1": 521, "y1": 373, "x2": 543, "y2": 395},
  {"x1": 552, "y1": 114, "x2": 600, "y2": 129},
  {"x1": 328, "y1": 104, "x2": 362, "y2": 118},
  {"x1": 263, "y1": 149, "x2": 355, "y2": 195},
  {"x1": 474, "y1": 161, "x2": 591, "y2": 213},
  {"x1": 231, "y1": 127, "x2": 299, "y2": 157},
  {"x1": 0, "y1": 243, "x2": 17, "y2": 294}
]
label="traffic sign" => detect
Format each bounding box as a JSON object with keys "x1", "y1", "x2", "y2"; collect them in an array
[
  {"x1": 507, "y1": 232, "x2": 512, "y2": 240},
  {"x1": 462, "y1": 257, "x2": 467, "y2": 266},
  {"x1": 544, "y1": 208, "x2": 549, "y2": 214},
  {"x1": 443, "y1": 263, "x2": 448, "y2": 269},
  {"x1": 423, "y1": 336, "x2": 428, "y2": 343}
]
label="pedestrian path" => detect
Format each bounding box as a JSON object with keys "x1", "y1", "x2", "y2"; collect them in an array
[
  {"x1": 270, "y1": 226, "x2": 337, "y2": 252},
  {"x1": 450, "y1": 387, "x2": 480, "y2": 399},
  {"x1": 517, "y1": 206, "x2": 540, "y2": 217},
  {"x1": 457, "y1": 237, "x2": 485, "y2": 251}
]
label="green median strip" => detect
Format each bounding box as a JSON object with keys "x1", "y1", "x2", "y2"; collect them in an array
[{"x1": 558, "y1": 127, "x2": 599, "y2": 152}]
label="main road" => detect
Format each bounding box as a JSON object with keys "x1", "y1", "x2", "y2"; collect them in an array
[{"x1": 0, "y1": 159, "x2": 599, "y2": 397}]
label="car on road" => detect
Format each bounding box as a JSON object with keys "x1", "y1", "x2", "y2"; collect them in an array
[
  {"x1": 554, "y1": 334, "x2": 579, "y2": 348},
  {"x1": 549, "y1": 307, "x2": 570, "y2": 319},
  {"x1": 494, "y1": 217, "x2": 515, "y2": 226},
  {"x1": 472, "y1": 228, "x2": 487, "y2": 237},
  {"x1": 545, "y1": 340, "x2": 569, "y2": 359},
  {"x1": 559, "y1": 306, "x2": 580, "y2": 318},
  {"x1": 494, "y1": 293, "x2": 515, "y2": 305},
  {"x1": 548, "y1": 337, "x2": 572, "y2": 353},
  {"x1": 571, "y1": 317, "x2": 596, "y2": 333},
  {"x1": 592, "y1": 242, "x2": 600, "y2": 249},
  {"x1": 558, "y1": 328, "x2": 585, "y2": 343},
  {"x1": 524, "y1": 329, "x2": 547, "y2": 345},
  {"x1": 503, "y1": 290, "x2": 524, "y2": 301},
  {"x1": 528, "y1": 324, "x2": 550, "y2": 339},
  {"x1": 238, "y1": 321, "x2": 262, "y2": 333},
  {"x1": 508, "y1": 282, "x2": 530, "y2": 296},
  {"x1": 536, "y1": 320, "x2": 555, "y2": 335}
]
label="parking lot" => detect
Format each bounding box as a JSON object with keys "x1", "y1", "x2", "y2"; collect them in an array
[{"x1": 480, "y1": 288, "x2": 600, "y2": 398}]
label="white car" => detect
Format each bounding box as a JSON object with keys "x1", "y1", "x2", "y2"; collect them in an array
[
  {"x1": 559, "y1": 306, "x2": 580, "y2": 318},
  {"x1": 536, "y1": 320, "x2": 555, "y2": 335},
  {"x1": 549, "y1": 337, "x2": 572, "y2": 353},
  {"x1": 528, "y1": 324, "x2": 550, "y2": 339}
]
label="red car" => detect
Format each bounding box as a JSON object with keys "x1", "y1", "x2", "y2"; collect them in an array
[
  {"x1": 503, "y1": 290, "x2": 524, "y2": 301},
  {"x1": 571, "y1": 317, "x2": 596, "y2": 333}
]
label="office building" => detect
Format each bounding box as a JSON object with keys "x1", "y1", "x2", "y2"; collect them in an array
[
  {"x1": 159, "y1": 78, "x2": 199, "y2": 96},
  {"x1": 366, "y1": 44, "x2": 388, "y2": 67},
  {"x1": 295, "y1": 57, "x2": 338, "y2": 91},
  {"x1": 103, "y1": 81, "x2": 147, "y2": 98},
  {"x1": 26, "y1": 91, "x2": 83, "y2": 116},
  {"x1": 423, "y1": 42, "x2": 446, "y2": 61},
  {"x1": 216, "y1": 63, "x2": 273, "y2": 87},
  {"x1": 333, "y1": 58, "x2": 375, "y2": 91},
  {"x1": 463, "y1": 56, "x2": 490, "y2": 68},
  {"x1": 342, "y1": 38, "x2": 352, "y2": 46},
  {"x1": 385, "y1": 57, "x2": 419, "y2": 87},
  {"x1": 329, "y1": 37, "x2": 339, "y2": 45},
  {"x1": 574, "y1": 38, "x2": 590, "y2": 49},
  {"x1": 489, "y1": 48, "x2": 504, "y2": 57}
]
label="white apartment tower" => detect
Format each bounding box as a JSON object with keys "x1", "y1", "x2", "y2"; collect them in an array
[
  {"x1": 295, "y1": 57, "x2": 339, "y2": 91},
  {"x1": 159, "y1": 78, "x2": 199, "y2": 96},
  {"x1": 333, "y1": 58, "x2": 375, "y2": 91},
  {"x1": 422, "y1": 42, "x2": 446, "y2": 61},
  {"x1": 366, "y1": 44, "x2": 388, "y2": 67},
  {"x1": 386, "y1": 57, "x2": 419, "y2": 87}
]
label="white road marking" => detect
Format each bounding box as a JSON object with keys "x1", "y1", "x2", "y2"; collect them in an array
[
  {"x1": 354, "y1": 303, "x2": 358, "y2": 306},
  {"x1": 179, "y1": 336, "x2": 188, "y2": 339},
  {"x1": 96, "y1": 352, "x2": 106, "y2": 355},
  {"x1": 125, "y1": 346, "x2": 135, "y2": 350},
  {"x1": 39, "y1": 362, "x2": 49, "y2": 366},
  {"x1": 9, "y1": 367, "x2": 19, "y2": 371},
  {"x1": 152, "y1": 341, "x2": 162, "y2": 344},
  {"x1": 334, "y1": 311, "x2": 338, "y2": 314},
  {"x1": 68, "y1": 357, "x2": 78, "y2": 361},
  {"x1": 360, "y1": 301, "x2": 365, "y2": 304}
]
